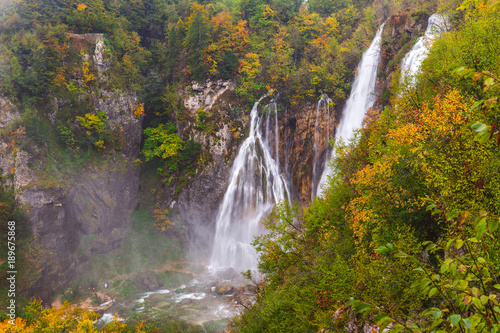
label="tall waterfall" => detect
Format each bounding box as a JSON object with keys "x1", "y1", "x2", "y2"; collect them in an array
[
  {"x1": 311, "y1": 94, "x2": 333, "y2": 199},
  {"x1": 210, "y1": 96, "x2": 290, "y2": 271},
  {"x1": 316, "y1": 24, "x2": 385, "y2": 197},
  {"x1": 400, "y1": 14, "x2": 448, "y2": 86}
]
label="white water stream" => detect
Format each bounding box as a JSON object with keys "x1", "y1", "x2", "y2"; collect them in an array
[
  {"x1": 315, "y1": 24, "x2": 385, "y2": 197},
  {"x1": 311, "y1": 94, "x2": 333, "y2": 199},
  {"x1": 210, "y1": 96, "x2": 290, "y2": 271},
  {"x1": 400, "y1": 14, "x2": 448, "y2": 87}
]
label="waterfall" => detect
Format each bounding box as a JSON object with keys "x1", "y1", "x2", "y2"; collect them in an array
[
  {"x1": 311, "y1": 94, "x2": 333, "y2": 199},
  {"x1": 400, "y1": 14, "x2": 448, "y2": 86},
  {"x1": 315, "y1": 24, "x2": 385, "y2": 197},
  {"x1": 210, "y1": 96, "x2": 290, "y2": 271}
]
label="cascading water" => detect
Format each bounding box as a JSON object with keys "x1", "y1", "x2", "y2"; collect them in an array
[
  {"x1": 400, "y1": 14, "x2": 448, "y2": 86},
  {"x1": 210, "y1": 95, "x2": 290, "y2": 271},
  {"x1": 311, "y1": 94, "x2": 333, "y2": 199},
  {"x1": 315, "y1": 24, "x2": 385, "y2": 197}
]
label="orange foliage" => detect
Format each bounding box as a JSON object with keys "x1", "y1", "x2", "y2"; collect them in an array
[
  {"x1": 52, "y1": 71, "x2": 67, "y2": 87},
  {"x1": 206, "y1": 11, "x2": 250, "y2": 75},
  {"x1": 130, "y1": 102, "x2": 145, "y2": 117},
  {"x1": 388, "y1": 90, "x2": 470, "y2": 152},
  {"x1": 347, "y1": 91, "x2": 478, "y2": 248}
]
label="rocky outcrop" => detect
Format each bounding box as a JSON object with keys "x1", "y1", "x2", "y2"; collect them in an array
[
  {"x1": 374, "y1": 11, "x2": 430, "y2": 109},
  {"x1": 68, "y1": 33, "x2": 110, "y2": 71},
  {"x1": 173, "y1": 157, "x2": 231, "y2": 251},
  {"x1": 155, "y1": 80, "x2": 240, "y2": 253},
  {"x1": 184, "y1": 80, "x2": 237, "y2": 111},
  {"x1": 277, "y1": 100, "x2": 339, "y2": 204},
  {"x1": 160, "y1": 82, "x2": 336, "y2": 250}
]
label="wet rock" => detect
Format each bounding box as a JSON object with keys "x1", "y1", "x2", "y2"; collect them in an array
[
  {"x1": 214, "y1": 283, "x2": 235, "y2": 295},
  {"x1": 219, "y1": 267, "x2": 240, "y2": 280},
  {"x1": 133, "y1": 271, "x2": 164, "y2": 292},
  {"x1": 180, "y1": 298, "x2": 194, "y2": 305}
]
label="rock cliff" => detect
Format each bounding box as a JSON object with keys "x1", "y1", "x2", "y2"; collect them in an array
[{"x1": 0, "y1": 79, "x2": 142, "y2": 302}]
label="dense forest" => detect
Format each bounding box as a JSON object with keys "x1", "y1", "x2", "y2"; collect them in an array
[{"x1": 0, "y1": 0, "x2": 500, "y2": 331}]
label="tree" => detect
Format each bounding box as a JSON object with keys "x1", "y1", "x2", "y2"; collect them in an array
[
  {"x1": 236, "y1": 53, "x2": 263, "y2": 100},
  {"x1": 308, "y1": 0, "x2": 351, "y2": 17},
  {"x1": 141, "y1": 123, "x2": 183, "y2": 165},
  {"x1": 183, "y1": 3, "x2": 212, "y2": 82}
]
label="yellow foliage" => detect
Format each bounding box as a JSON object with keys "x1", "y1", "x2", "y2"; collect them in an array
[
  {"x1": 78, "y1": 49, "x2": 95, "y2": 85},
  {"x1": 0, "y1": 301, "x2": 101, "y2": 332},
  {"x1": 77, "y1": 112, "x2": 108, "y2": 134},
  {"x1": 135, "y1": 321, "x2": 146, "y2": 333},
  {"x1": 153, "y1": 207, "x2": 175, "y2": 232},
  {"x1": 82, "y1": 61, "x2": 95, "y2": 83},
  {"x1": 94, "y1": 140, "x2": 105, "y2": 151},
  {"x1": 239, "y1": 53, "x2": 260, "y2": 79},
  {"x1": 0, "y1": 301, "x2": 137, "y2": 332},
  {"x1": 77, "y1": 3, "x2": 87, "y2": 11}
]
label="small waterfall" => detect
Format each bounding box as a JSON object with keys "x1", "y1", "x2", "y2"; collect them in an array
[
  {"x1": 316, "y1": 24, "x2": 385, "y2": 197},
  {"x1": 210, "y1": 96, "x2": 290, "y2": 271},
  {"x1": 400, "y1": 14, "x2": 448, "y2": 86},
  {"x1": 311, "y1": 94, "x2": 333, "y2": 199}
]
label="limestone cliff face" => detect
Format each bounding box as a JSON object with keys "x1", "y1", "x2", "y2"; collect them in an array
[
  {"x1": 375, "y1": 11, "x2": 431, "y2": 109},
  {"x1": 153, "y1": 81, "x2": 241, "y2": 253},
  {"x1": 153, "y1": 82, "x2": 334, "y2": 253},
  {"x1": 279, "y1": 100, "x2": 338, "y2": 204},
  {"x1": 0, "y1": 86, "x2": 142, "y2": 302}
]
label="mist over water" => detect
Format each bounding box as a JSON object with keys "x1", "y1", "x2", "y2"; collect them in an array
[
  {"x1": 316, "y1": 23, "x2": 385, "y2": 198},
  {"x1": 209, "y1": 96, "x2": 290, "y2": 272}
]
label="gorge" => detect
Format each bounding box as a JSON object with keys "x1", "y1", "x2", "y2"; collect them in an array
[{"x1": 1, "y1": 0, "x2": 499, "y2": 332}]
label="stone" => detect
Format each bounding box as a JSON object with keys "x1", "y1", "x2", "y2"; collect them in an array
[
  {"x1": 180, "y1": 298, "x2": 194, "y2": 305},
  {"x1": 220, "y1": 267, "x2": 240, "y2": 281},
  {"x1": 133, "y1": 271, "x2": 164, "y2": 292},
  {"x1": 214, "y1": 282, "x2": 235, "y2": 295}
]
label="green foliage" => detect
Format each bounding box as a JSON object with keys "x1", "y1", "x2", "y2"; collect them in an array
[
  {"x1": 76, "y1": 111, "x2": 110, "y2": 151},
  {"x1": 350, "y1": 206, "x2": 500, "y2": 332},
  {"x1": 142, "y1": 123, "x2": 183, "y2": 162},
  {"x1": 57, "y1": 125, "x2": 76, "y2": 148},
  {"x1": 308, "y1": 0, "x2": 351, "y2": 17},
  {"x1": 183, "y1": 3, "x2": 212, "y2": 82}
]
